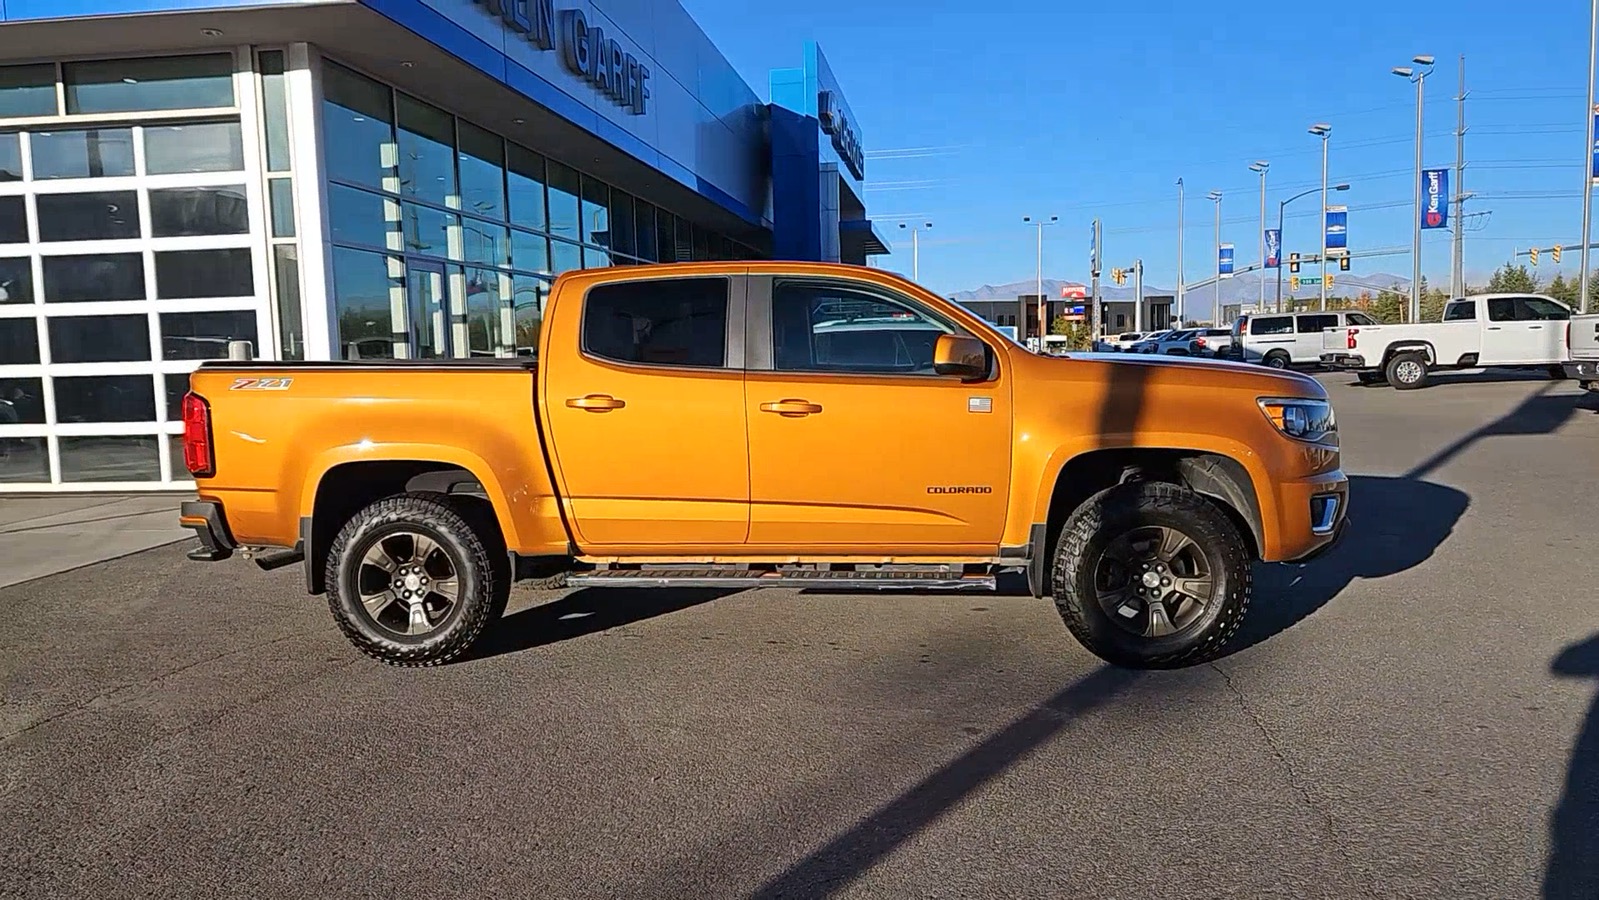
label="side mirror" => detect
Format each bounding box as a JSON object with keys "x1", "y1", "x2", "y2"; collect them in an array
[{"x1": 933, "y1": 334, "x2": 987, "y2": 379}]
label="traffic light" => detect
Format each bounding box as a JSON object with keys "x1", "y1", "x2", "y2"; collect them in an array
[
  {"x1": 1530, "y1": 247, "x2": 1540, "y2": 266},
  {"x1": 1339, "y1": 255, "x2": 1351, "y2": 272},
  {"x1": 1327, "y1": 273, "x2": 1335, "y2": 288},
  {"x1": 1289, "y1": 252, "x2": 1301, "y2": 274},
  {"x1": 1290, "y1": 275, "x2": 1301, "y2": 291},
  {"x1": 1554, "y1": 244, "x2": 1563, "y2": 264},
  {"x1": 1112, "y1": 268, "x2": 1125, "y2": 285}
]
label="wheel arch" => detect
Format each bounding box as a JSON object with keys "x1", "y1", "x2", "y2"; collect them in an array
[{"x1": 1380, "y1": 340, "x2": 1437, "y2": 369}]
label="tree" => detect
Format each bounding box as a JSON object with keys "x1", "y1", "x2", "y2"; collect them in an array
[
  {"x1": 1548, "y1": 272, "x2": 1578, "y2": 308},
  {"x1": 1050, "y1": 315, "x2": 1092, "y2": 350},
  {"x1": 1486, "y1": 264, "x2": 1540, "y2": 294},
  {"x1": 1369, "y1": 293, "x2": 1403, "y2": 324}
]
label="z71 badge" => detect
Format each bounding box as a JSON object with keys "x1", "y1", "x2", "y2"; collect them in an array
[{"x1": 229, "y1": 377, "x2": 294, "y2": 391}]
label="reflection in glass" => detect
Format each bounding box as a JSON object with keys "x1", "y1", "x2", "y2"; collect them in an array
[
  {"x1": 32, "y1": 128, "x2": 136, "y2": 179},
  {"x1": 458, "y1": 122, "x2": 505, "y2": 221},
  {"x1": 144, "y1": 121, "x2": 245, "y2": 174},
  {"x1": 328, "y1": 183, "x2": 398, "y2": 249},
  {"x1": 53, "y1": 374, "x2": 156, "y2": 423},
  {"x1": 0, "y1": 63, "x2": 57, "y2": 118},
  {"x1": 0, "y1": 377, "x2": 44, "y2": 424},
  {"x1": 401, "y1": 201, "x2": 455, "y2": 258},
  {"x1": 511, "y1": 230, "x2": 548, "y2": 274},
  {"x1": 397, "y1": 93, "x2": 456, "y2": 207},
  {"x1": 463, "y1": 222, "x2": 510, "y2": 268},
  {"x1": 550, "y1": 239, "x2": 581, "y2": 275},
  {"x1": 0, "y1": 438, "x2": 49, "y2": 484},
  {"x1": 59, "y1": 436, "x2": 160, "y2": 483},
  {"x1": 511, "y1": 273, "x2": 546, "y2": 357},
  {"x1": 0, "y1": 258, "x2": 30, "y2": 305},
  {"x1": 332, "y1": 245, "x2": 405, "y2": 360},
  {"x1": 148, "y1": 186, "x2": 250, "y2": 237},
  {"x1": 164, "y1": 372, "x2": 191, "y2": 420},
  {"x1": 656, "y1": 212, "x2": 676, "y2": 263},
  {"x1": 161, "y1": 310, "x2": 259, "y2": 360},
  {"x1": 36, "y1": 191, "x2": 141, "y2": 242},
  {"x1": 155, "y1": 249, "x2": 253, "y2": 299},
  {"x1": 0, "y1": 317, "x2": 38, "y2": 364},
  {"x1": 611, "y1": 192, "x2": 636, "y2": 257},
  {"x1": 322, "y1": 63, "x2": 396, "y2": 190},
  {"x1": 63, "y1": 54, "x2": 234, "y2": 114},
  {"x1": 634, "y1": 200, "x2": 657, "y2": 262},
  {"x1": 49, "y1": 314, "x2": 151, "y2": 363},
  {"x1": 546, "y1": 162, "x2": 580, "y2": 242},
  {"x1": 274, "y1": 245, "x2": 304, "y2": 361},
  {"x1": 462, "y1": 267, "x2": 508, "y2": 357},
  {"x1": 0, "y1": 132, "x2": 21, "y2": 181},
  {"x1": 405, "y1": 261, "x2": 448, "y2": 359},
  {"x1": 581, "y1": 176, "x2": 609, "y2": 247},
  {"x1": 43, "y1": 254, "x2": 146, "y2": 302},
  {"x1": 259, "y1": 50, "x2": 291, "y2": 172},
  {"x1": 268, "y1": 178, "x2": 295, "y2": 238},
  {"x1": 507, "y1": 144, "x2": 546, "y2": 232},
  {"x1": 692, "y1": 226, "x2": 710, "y2": 262},
  {"x1": 583, "y1": 245, "x2": 612, "y2": 269},
  {"x1": 0, "y1": 197, "x2": 25, "y2": 243}
]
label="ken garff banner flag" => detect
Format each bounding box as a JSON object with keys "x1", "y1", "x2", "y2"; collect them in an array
[
  {"x1": 1324, "y1": 206, "x2": 1348, "y2": 252},
  {"x1": 1422, "y1": 168, "x2": 1449, "y2": 230},
  {"x1": 1218, "y1": 243, "x2": 1235, "y2": 276},
  {"x1": 1264, "y1": 229, "x2": 1282, "y2": 268}
]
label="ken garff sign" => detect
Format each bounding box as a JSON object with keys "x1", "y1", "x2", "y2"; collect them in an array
[
  {"x1": 471, "y1": 0, "x2": 650, "y2": 115},
  {"x1": 1264, "y1": 228, "x2": 1282, "y2": 268},
  {"x1": 1422, "y1": 168, "x2": 1449, "y2": 230},
  {"x1": 1591, "y1": 106, "x2": 1599, "y2": 181},
  {"x1": 1324, "y1": 206, "x2": 1348, "y2": 253},
  {"x1": 817, "y1": 90, "x2": 865, "y2": 181},
  {"x1": 1218, "y1": 243, "x2": 1235, "y2": 277}
]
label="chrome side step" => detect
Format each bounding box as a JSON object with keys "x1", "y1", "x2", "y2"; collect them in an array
[{"x1": 565, "y1": 568, "x2": 997, "y2": 591}]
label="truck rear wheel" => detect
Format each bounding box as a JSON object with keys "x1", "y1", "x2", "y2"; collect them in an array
[
  {"x1": 326, "y1": 492, "x2": 507, "y2": 666},
  {"x1": 1385, "y1": 351, "x2": 1430, "y2": 390},
  {"x1": 1051, "y1": 481, "x2": 1252, "y2": 669},
  {"x1": 1263, "y1": 350, "x2": 1290, "y2": 370}
]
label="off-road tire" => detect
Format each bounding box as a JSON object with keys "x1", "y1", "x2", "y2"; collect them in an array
[
  {"x1": 1385, "y1": 351, "x2": 1430, "y2": 390},
  {"x1": 1263, "y1": 350, "x2": 1291, "y2": 370},
  {"x1": 326, "y1": 492, "x2": 508, "y2": 666},
  {"x1": 1052, "y1": 481, "x2": 1252, "y2": 669}
]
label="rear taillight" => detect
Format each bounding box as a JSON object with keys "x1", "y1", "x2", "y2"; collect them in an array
[
  {"x1": 1347, "y1": 328, "x2": 1359, "y2": 350},
  {"x1": 1196, "y1": 337, "x2": 1207, "y2": 347},
  {"x1": 181, "y1": 392, "x2": 214, "y2": 478},
  {"x1": 1568, "y1": 321, "x2": 1573, "y2": 350}
]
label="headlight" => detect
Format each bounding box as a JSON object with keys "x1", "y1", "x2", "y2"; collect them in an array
[{"x1": 1258, "y1": 397, "x2": 1336, "y2": 442}]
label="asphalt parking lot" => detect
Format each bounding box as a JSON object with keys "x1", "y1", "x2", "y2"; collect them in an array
[{"x1": 3, "y1": 371, "x2": 1597, "y2": 900}]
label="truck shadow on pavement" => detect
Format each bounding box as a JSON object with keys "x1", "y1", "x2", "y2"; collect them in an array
[
  {"x1": 460, "y1": 588, "x2": 735, "y2": 662},
  {"x1": 1545, "y1": 631, "x2": 1599, "y2": 900}
]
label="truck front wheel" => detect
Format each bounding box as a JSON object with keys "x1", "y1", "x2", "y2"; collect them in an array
[
  {"x1": 1385, "y1": 351, "x2": 1430, "y2": 390},
  {"x1": 325, "y1": 493, "x2": 508, "y2": 666},
  {"x1": 1051, "y1": 481, "x2": 1252, "y2": 669}
]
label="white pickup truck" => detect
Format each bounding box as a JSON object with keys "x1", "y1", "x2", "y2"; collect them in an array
[
  {"x1": 1320, "y1": 293, "x2": 1574, "y2": 389},
  {"x1": 1566, "y1": 311, "x2": 1599, "y2": 391}
]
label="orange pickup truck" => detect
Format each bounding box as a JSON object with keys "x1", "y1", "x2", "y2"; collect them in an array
[{"x1": 179, "y1": 262, "x2": 1346, "y2": 669}]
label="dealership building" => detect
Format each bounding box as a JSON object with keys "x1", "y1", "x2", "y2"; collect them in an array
[{"x1": 0, "y1": 0, "x2": 887, "y2": 491}]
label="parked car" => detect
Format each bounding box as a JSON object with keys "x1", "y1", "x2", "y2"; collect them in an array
[
  {"x1": 1564, "y1": 310, "x2": 1599, "y2": 390},
  {"x1": 1188, "y1": 328, "x2": 1235, "y2": 357},
  {"x1": 1320, "y1": 293, "x2": 1574, "y2": 389},
  {"x1": 1228, "y1": 311, "x2": 1379, "y2": 369},
  {"x1": 177, "y1": 261, "x2": 1347, "y2": 671},
  {"x1": 1150, "y1": 329, "x2": 1202, "y2": 354},
  {"x1": 1106, "y1": 331, "x2": 1148, "y2": 351},
  {"x1": 1128, "y1": 329, "x2": 1175, "y2": 353}
]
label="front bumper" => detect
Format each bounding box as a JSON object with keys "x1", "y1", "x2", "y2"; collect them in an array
[
  {"x1": 1271, "y1": 470, "x2": 1350, "y2": 563},
  {"x1": 179, "y1": 500, "x2": 236, "y2": 562},
  {"x1": 1320, "y1": 352, "x2": 1368, "y2": 369},
  {"x1": 1563, "y1": 359, "x2": 1598, "y2": 384}
]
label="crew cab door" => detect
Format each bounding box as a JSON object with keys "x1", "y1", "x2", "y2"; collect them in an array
[
  {"x1": 1482, "y1": 296, "x2": 1572, "y2": 364},
  {"x1": 540, "y1": 273, "x2": 749, "y2": 548},
  {"x1": 742, "y1": 276, "x2": 1012, "y2": 553}
]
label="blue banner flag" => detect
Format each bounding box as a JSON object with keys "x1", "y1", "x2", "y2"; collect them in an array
[
  {"x1": 1324, "y1": 207, "x2": 1348, "y2": 253},
  {"x1": 1218, "y1": 243, "x2": 1234, "y2": 276},
  {"x1": 1422, "y1": 168, "x2": 1449, "y2": 230}
]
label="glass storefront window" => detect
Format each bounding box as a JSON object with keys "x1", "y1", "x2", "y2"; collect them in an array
[
  {"x1": 331, "y1": 245, "x2": 404, "y2": 360},
  {"x1": 267, "y1": 179, "x2": 295, "y2": 238},
  {"x1": 461, "y1": 266, "x2": 508, "y2": 357},
  {"x1": 511, "y1": 273, "x2": 545, "y2": 357},
  {"x1": 42, "y1": 253, "x2": 146, "y2": 302},
  {"x1": 546, "y1": 162, "x2": 580, "y2": 244},
  {"x1": 0, "y1": 439, "x2": 51, "y2": 483},
  {"x1": 63, "y1": 54, "x2": 234, "y2": 114},
  {"x1": 462, "y1": 222, "x2": 510, "y2": 269},
  {"x1": 0, "y1": 64, "x2": 58, "y2": 118},
  {"x1": 0, "y1": 257, "x2": 29, "y2": 305},
  {"x1": 36, "y1": 191, "x2": 141, "y2": 242},
  {"x1": 580, "y1": 176, "x2": 609, "y2": 248},
  {"x1": 323, "y1": 63, "x2": 395, "y2": 191},
  {"x1": 160, "y1": 310, "x2": 259, "y2": 359},
  {"x1": 53, "y1": 374, "x2": 156, "y2": 423},
  {"x1": 401, "y1": 201, "x2": 455, "y2": 258},
  {"x1": 656, "y1": 212, "x2": 677, "y2": 263},
  {"x1": 396, "y1": 93, "x2": 456, "y2": 207},
  {"x1": 258, "y1": 51, "x2": 291, "y2": 173},
  {"x1": 150, "y1": 186, "x2": 250, "y2": 237},
  {"x1": 0, "y1": 317, "x2": 39, "y2": 363},
  {"x1": 154, "y1": 249, "x2": 253, "y2": 299},
  {"x1": 49, "y1": 314, "x2": 151, "y2": 363},
  {"x1": 58, "y1": 436, "x2": 159, "y2": 483},
  {"x1": 692, "y1": 225, "x2": 710, "y2": 262},
  {"x1": 329, "y1": 183, "x2": 398, "y2": 249},
  {"x1": 164, "y1": 373, "x2": 190, "y2": 420},
  {"x1": 0, "y1": 133, "x2": 22, "y2": 181},
  {"x1": 511, "y1": 229, "x2": 548, "y2": 274},
  {"x1": 32, "y1": 128, "x2": 136, "y2": 179},
  {"x1": 507, "y1": 144, "x2": 546, "y2": 232},
  {"x1": 0, "y1": 197, "x2": 25, "y2": 243},
  {"x1": 457, "y1": 122, "x2": 505, "y2": 221},
  {"x1": 550, "y1": 238, "x2": 581, "y2": 275},
  {"x1": 273, "y1": 245, "x2": 304, "y2": 361},
  {"x1": 144, "y1": 121, "x2": 244, "y2": 175},
  {"x1": 0, "y1": 376, "x2": 45, "y2": 423},
  {"x1": 610, "y1": 192, "x2": 636, "y2": 258},
  {"x1": 583, "y1": 245, "x2": 611, "y2": 269},
  {"x1": 634, "y1": 200, "x2": 657, "y2": 263}
]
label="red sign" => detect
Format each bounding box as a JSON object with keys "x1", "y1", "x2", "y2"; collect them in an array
[{"x1": 1059, "y1": 284, "x2": 1087, "y2": 299}]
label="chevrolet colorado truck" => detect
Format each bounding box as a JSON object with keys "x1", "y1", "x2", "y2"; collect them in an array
[
  {"x1": 1320, "y1": 293, "x2": 1573, "y2": 389},
  {"x1": 1565, "y1": 311, "x2": 1599, "y2": 390},
  {"x1": 179, "y1": 262, "x2": 1347, "y2": 670}
]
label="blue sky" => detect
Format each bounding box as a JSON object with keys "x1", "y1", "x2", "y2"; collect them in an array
[{"x1": 684, "y1": 0, "x2": 1592, "y2": 316}]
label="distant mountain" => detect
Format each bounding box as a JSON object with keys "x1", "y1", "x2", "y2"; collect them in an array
[{"x1": 949, "y1": 272, "x2": 1411, "y2": 311}]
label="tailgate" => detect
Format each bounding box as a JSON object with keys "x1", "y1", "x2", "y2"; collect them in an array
[
  {"x1": 1322, "y1": 327, "x2": 1353, "y2": 351},
  {"x1": 1572, "y1": 315, "x2": 1599, "y2": 360}
]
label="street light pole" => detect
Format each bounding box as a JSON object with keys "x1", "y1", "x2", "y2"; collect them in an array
[
  {"x1": 1208, "y1": 190, "x2": 1222, "y2": 324},
  {"x1": 1394, "y1": 57, "x2": 1434, "y2": 322},
  {"x1": 897, "y1": 221, "x2": 932, "y2": 283},
  {"x1": 1250, "y1": 161, "x2": 1269, "y2": 312},
  {"x1": 1276, "y1": 183, "x2": 1350, "y2": 315},
  {"x1": 1176, "y1": 178, "x2": 1185, "y2": 325},
  {"x1": 1309, "y1": 123, "x2": 1332, "y2": 311},
  {"x1": 1023, "y1": 215, "x2": 1057, "y2": 343},
  {"x1": 1583, "y1": 2, "x2": 1597, "y2": 313}
]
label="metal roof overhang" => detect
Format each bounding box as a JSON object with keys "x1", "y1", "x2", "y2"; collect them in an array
[{"x1": 840, "y1": 218, "x2": 889, "y2": 258}]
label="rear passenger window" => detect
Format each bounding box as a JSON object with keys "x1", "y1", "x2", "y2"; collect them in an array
[
  {"x1": 1296, "y1": 314, "x2": 1337, "y2": 333},
  {"x1": 1250, "y1": 316, "x2": 1293, "y2": 336},
  {"x1": 1444, "y1": 301, "x2": 1476, "y2": 321},
  {"x1": 1486, "y1": 299, "x2": 1516, "y2": 322},
  {"x1": 582, "y1": 277, "x2": 728, "y2": 368}
]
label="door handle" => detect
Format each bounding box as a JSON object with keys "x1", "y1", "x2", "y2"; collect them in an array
[
  {"x1": 566, "y1": 394, "x2": 626, "y2": 412},
  {"x1": 759, "y1": 399, "x2": 823, "y2": 417},
  {"x1": 1528, "y1": 325, "x2": 1544, "y2": 330},
  {"x1": 1487, "y1": 326, "x2": 1502, "y2": 330}
]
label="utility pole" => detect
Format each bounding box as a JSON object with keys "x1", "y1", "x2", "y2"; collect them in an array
[
  {"x1": 896, "y1": 222, "x2": 931, "y2": 282},
  {"x1": 1310, "y1": 123, "x2": 1332, "y2": 311},
  {"x1": 1023, "y1": 215, "x2": 1057, "y2": 344},
  {"x1": 1133, "y1": 258, "x2": 1144, "y2": 332},
  {"x1": 1582, "y1": 0, "x2": 1597, "y2": 313},
  {"x1": 1452, "y1": 56, "x2": 1467, "y2": 298},
  {"x1": 1090, "y1": 218, "x2": 1102, "y2": 339},
  {"x1": 1209, "y1": 190, "x2": 1223, "y2": 324},
  {"x1": 1250, "y1": 162, "x2": 1268, "y2": 312},
  {"x1": 1175, "y1": 178, "x2": 1185, "y2": 324},
  {"x1": 1394, "y1": 56, "x2": 1434, "y2": 322}
]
